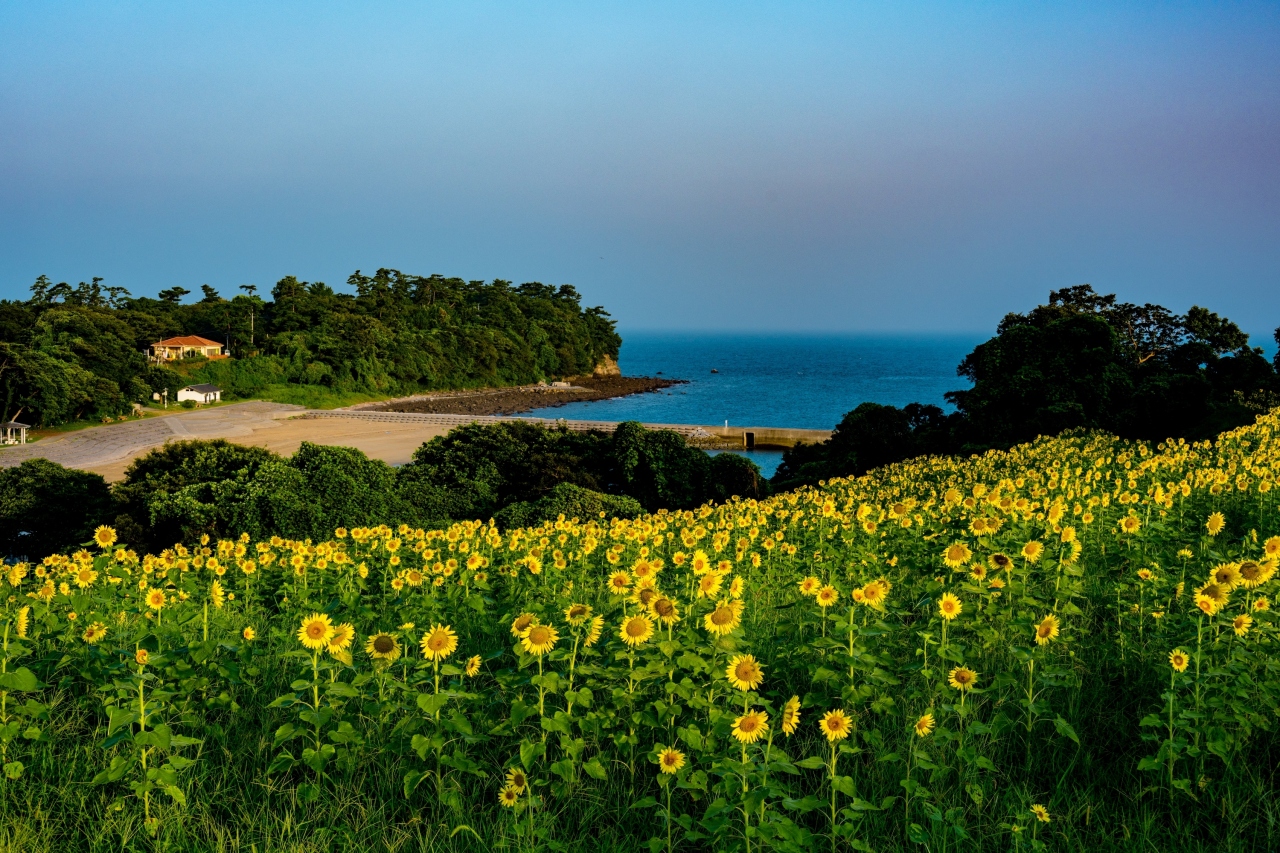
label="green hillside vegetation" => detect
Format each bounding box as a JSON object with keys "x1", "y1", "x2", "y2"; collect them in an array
[
  {"x1": 774, "y1": 285, "x2": 1280, "y2": 489},
  {"x1": 0, "y1": 270, "x2": 621, "y2": 426},
  {"x1": 0, "y1": 421, "x2": 766, "y2": 557}
]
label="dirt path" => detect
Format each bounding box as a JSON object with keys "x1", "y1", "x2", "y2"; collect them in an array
[{"x1": 0, "y1": 402, "x2": 455, "y2": 482}]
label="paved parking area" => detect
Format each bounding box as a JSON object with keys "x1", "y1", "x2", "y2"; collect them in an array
[{"x1": 0, "y1": 402, "x2": 305, "y2": 475}]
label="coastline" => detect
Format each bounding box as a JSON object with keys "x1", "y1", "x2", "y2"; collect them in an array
[{"x1": 359, "y1": 375, "x2": 683, "y2": 417}]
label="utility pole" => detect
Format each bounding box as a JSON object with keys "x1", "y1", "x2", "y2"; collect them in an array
[{"x1": 239, "y1": 284, "x2": 258, "y2": 348}]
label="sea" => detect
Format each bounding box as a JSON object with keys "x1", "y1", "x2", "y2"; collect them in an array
[{"x1": 525, "y1": 332, "x2": 984, "y2": 477}]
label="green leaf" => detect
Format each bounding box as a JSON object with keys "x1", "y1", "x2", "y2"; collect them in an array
[
  {"x1": 107, "y1": 706, "x2": 140, "y2": 736},
  {"x1": 417, "y1": 692, "x2": 448, "y2": 716},
  {"x1": 326, "y1": 682, "x2": 360, "y2": 699},
  {"x1": 266, "y1": 751, "x2": 296, "y2": 775},
  {"x1": 796, "y1": 756, "x2": 826, "y2": 770},
  {"x1": 833, "y1": 775, "x2": 858, "y2": 797},
  {"x1": 584, "y1": 757, "x2": 608, "y2": 780},
  {"x1": 0, "y1": 668, "x2": 37, "y2": 692},
  {"x1": 520, "y1": 738, "x2": 545, "y2": 771},
  {"x1": 3, "y1": 761, "x2": 22, "y2": 780},
  {"x1": 1053, "y1": 716, "x2": 1080, "y2": 745}
]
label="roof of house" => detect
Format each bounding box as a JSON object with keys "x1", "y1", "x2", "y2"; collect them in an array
[
  {"x1": 153, "y1": 335, "x2": 223, "y2": 348},
  {"x1": 1, "y1": 421, "x2": 30, "y2": 429},
  {"x1": 181, "y1": 384, "x2": 222, "y2": 394}
]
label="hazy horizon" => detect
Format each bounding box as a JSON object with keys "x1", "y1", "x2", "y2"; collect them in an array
[{"x1": 3, "y1": 2, "x2": 1278, "y2": 337}]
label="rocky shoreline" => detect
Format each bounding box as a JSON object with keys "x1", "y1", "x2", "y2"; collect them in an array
[{"x1": 357, "y1": 375, "x2": 684, "y2": 417}]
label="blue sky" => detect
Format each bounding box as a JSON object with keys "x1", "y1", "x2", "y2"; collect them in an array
[{"x1": 1, "y1": 2, "x2": 1277, "y2": 337}]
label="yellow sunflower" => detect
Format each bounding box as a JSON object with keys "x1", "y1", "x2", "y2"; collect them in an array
[
  {"x1": 521, "y1": 623, "x2": 558, "y2": 656},
  {"x1": 1031, "y1": 804, "x2": 1050, "y2": 823},
  {"x1": 1194, "y1": 581, "x2": 1229, "y2": 615},
  {"x1": 938, "y1": 592, "x2": 962, "y2": 621},
  {"x1": 725, "y1": 654, "x2": 765, "y2": 692},
  {"x1": 704, "y1": 599, "x2": 743, "y2": 636},
  {"x1": 498, "y1": 785, "x2": 521, "y2": 808},
  {"x1": 365, "y1": 632, "x2": 402, "y2": 662},
  {"x1": 465, "y1": 654, "x2": 482, "y2": 677},
  {"x1": 948, "y1": 666, "x2": 978, "y2": 692},
  {"x1": 1212, "y1": 563, "x2": 1241, "y2": 589},
  {"x1": 818, "y1": 709, "x2": 852, "y2": 742},
  {"x1": 1233, "y1": 614, "x2": 1253, "y2": 636},
  {"x1": 942, "y1": 542, "x2": 972, "y2": 568},
  {"x1": 697, "y1": 572, "x2": 723, "y2": 599},
  {"x1": 93, "y1": 525, "x2": 117, "y2": 549},
  {"x1": 510, "y1": 612, "x2": 538, "y2": 637},
  {"x1": 564, "y1": 603, "x2": 592, "y2": 626},
  {"x1": 731, "y1": 710, "x2": 769, "y2": 744},
  {"x1": 815, "y1": 585, "x2": 839, "y2": 608},
  {"x1": 298, "y1": 613, "x2": 335, "y2": 650},
  {"x1": 619, "y1": 614, "x2": 654, "y2": 647},
  {"x1": 657, "y1": 747, "x2": 686, "y2": 774},
  {"x1": 798, "y1": 576, "x2": 820, "y2": 596},
  {"x1": 1169, "y1": 649, "x2": 1189, "y2": 672},
  {"x1": 584, "y1": 615, "x2": 605, "y2": 647},
  {"x1": 145, "y1": 588, "x2": 166, "y2": 611},
  {"x1": 328, "y1": 622, "x2": 355, "y2": 653},
  {"x1": 82, "y1": 622, "x2": 107, "y2": 644},
  {"x1": 650, "y1": 596, "x2": 680, "y2": 625},
  {"x1": 1034, "y1": 615, "x2": 1060, "y2": 646},
  {"x1": 914, "y1": 712, "x2": 935, "y2": 737},
  {"x1": 505, "y1": 766, "x2": 528, "y2": 793},
  {"x1": 608, "y1": 571, "x2": 632, "y2": 595},
  {"x1": 421, "y1": 624, "x2": 459, "y2": 661},
  {"x1": 781, "y1": 695, "x2": 801, "y2": 735},
  {"x1": 242, "y1": 626, "x2": 256, "y2": 641},
  {"x1": 1206, "y1": 512, "x2": 1225, "y2": 536},
  {"x1": 1021, "y1": 541, "x2": 1044, "y2": 563}
]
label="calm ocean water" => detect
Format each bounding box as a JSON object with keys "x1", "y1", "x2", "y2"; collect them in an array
[{"x1": 524, "y1": 332, "x2": 984, "y2": 477}]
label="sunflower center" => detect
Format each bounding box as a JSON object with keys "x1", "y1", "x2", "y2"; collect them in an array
[
  {"x1": 711, "y1": 608, "x2": 732, "y2": 626},
  {"x1": 626, "y1": 620, "x2": 646, "y2": 637},
  {"x1": 373, "y1": 635, "x2": 395, "y2": 653}
]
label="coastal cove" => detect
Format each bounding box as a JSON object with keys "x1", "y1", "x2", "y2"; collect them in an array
[{"x1": 523, "y1": 332, "x2": 982, "y2": 475}]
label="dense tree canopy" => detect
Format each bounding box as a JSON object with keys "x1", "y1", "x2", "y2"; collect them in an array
[
  {"x1": 0, "y1": 270, "x2": 621, "y2": 425},
  {"x1": 775, "y1": 286, "x2": 1280, "y2": 489},
  {"x1": 0, "y1": 459, "x2": 115, "y2": 559},
  {"x1": 1, "y1": 422, "x2": 767, "y2": 556}
]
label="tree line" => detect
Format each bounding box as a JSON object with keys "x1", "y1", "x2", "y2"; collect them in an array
[
  {"x1": 0, "y1": 421, "x2": 766, "y2": 557},
  {"x1": 775, "y1": 285, "x2": 1280, "y2": 488},
  {"x1": 0, "y1": 269, "x2": 621, "y2": 425}
]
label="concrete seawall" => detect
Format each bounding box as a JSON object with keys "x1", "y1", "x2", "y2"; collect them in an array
[{"x1": 301, "y1": 410, "x2": 831, "y2": 448}]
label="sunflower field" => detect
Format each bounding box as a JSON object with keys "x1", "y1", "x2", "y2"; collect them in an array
[{"x1": 4, "y1": 412, "x2": 1280, "y2": 852}]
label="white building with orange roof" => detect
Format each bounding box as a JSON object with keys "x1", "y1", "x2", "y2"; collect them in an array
[{"x1": 149, "y1": 335, "x2": 227, "y2": 361}]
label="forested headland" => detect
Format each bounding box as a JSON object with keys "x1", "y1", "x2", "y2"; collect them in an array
[{"x1": 0, "y1": 269, "x2": 621, "y2": 425}]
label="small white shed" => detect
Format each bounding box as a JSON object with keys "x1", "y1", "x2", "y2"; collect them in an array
[{"x1": 177, "y1": 384, "x2": 222, "y2": 404}]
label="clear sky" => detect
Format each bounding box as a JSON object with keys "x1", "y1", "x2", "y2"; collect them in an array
[{"x1": 2, "y1": 2, "x2": 1277, "y2": 337}]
